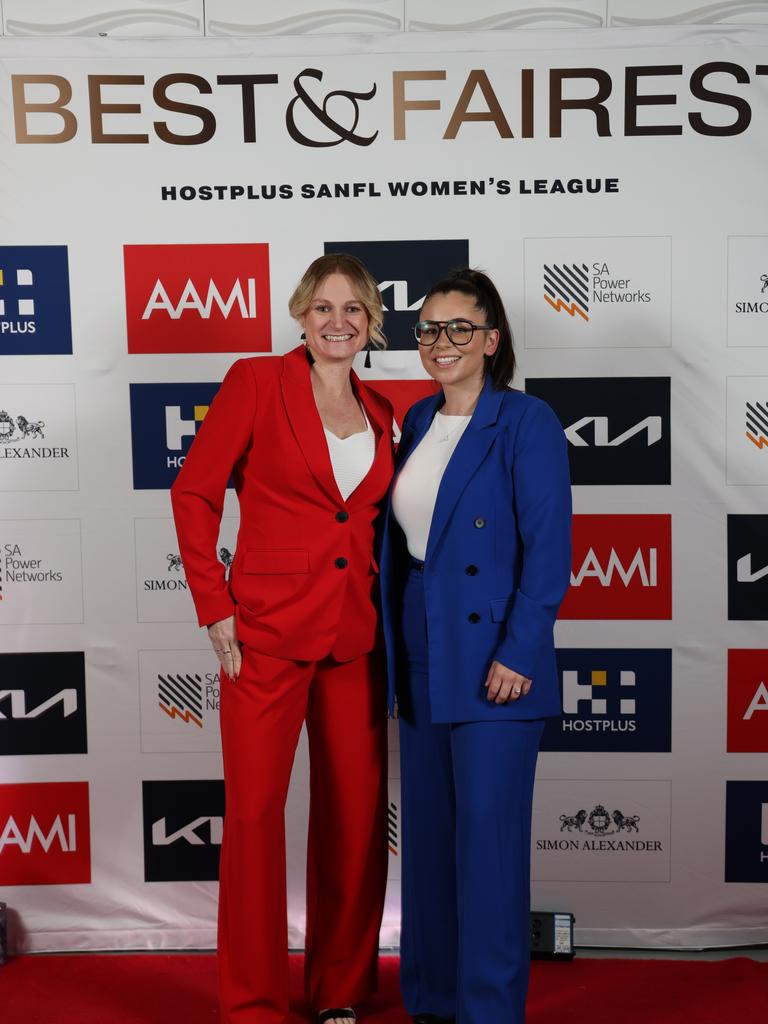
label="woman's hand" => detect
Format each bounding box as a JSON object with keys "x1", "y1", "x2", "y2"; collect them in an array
[
  {"x1": 484, "y1": 661, "x2": 532, "y2": 704},
  {"x1": 207, "y1": 615, "x2": 242, "y2": 681}
]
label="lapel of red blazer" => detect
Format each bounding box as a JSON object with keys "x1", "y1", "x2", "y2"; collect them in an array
[{"x1": 348, "y1": 376, "x2": 395, "y2": 510}]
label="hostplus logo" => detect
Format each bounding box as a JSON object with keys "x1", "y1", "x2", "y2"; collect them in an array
[
  {"x1": 725, "y1": 781, "x2": 768, "y2": 883},
  {"x1": 129, "y1": 383, "x2": 223, "y2": 489},
  {"x1": 325, "y1": 240, "x2": 469, "y2": 349},
  {"x1": 124, "y1": 243, "x2": 272, "y2": 354},
  {"x1": 0, "y1": 246, "x2": 72, "y2": 355}
]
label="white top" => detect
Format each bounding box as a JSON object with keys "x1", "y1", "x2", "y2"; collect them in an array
[
  {"x1": 323, "y1": 411, "x2": 376, "y2": 501},
  {"x1": 392, "y1": 411, "x2": 472, "y2": 561}
]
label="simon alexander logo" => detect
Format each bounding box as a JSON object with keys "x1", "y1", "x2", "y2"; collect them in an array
[
  {"x1": 325, "y1": 240, "x2": 469, "y2": 350},
  {"x1": 526, "y1": 377, "x2": 670, "y2": 485},
  {"x1": 124, "y1": 243, "x2": 271, "y2": 354},
  {"x1": 0, "y1": 781, "x2": 90, "y2": 885},
  {"x1": 129, "y1": 382, "x2": 224, "y2": 489},
  {"x1": 541, "y1": 649, "x2": 672, "y2": 753},
  {"x1": 728, "y1": 515, "x2": 768, "y2": 620},
  {"x1": 0, "y1": 384, "x2": 79, "y2": 491},
  {"x1": 727, "y1": 237, "x2": 768, "y2": 346},
  {"x1": 559, "y1": 515, "x2": 672, "y2": 620},
  {"x1": 0, "y1": 652, "x2": 87, "y2": 756},
  {"x1": 728, "y1": 650, "x2": 768, "y2": 753},
  {"x1": 142, "y1": 779, "x2": 224, "y2": 881},
  {"x1": 725, "y1": 781, "x2": 768, "y2": 883},
  {"x1": 0, "y1": 246, "x2": 72, "y2": 355}
]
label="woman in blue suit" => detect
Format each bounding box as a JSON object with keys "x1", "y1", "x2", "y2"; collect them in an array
[{"x1": 380, "y1": 269, "x2": 572, "y2": 1024}]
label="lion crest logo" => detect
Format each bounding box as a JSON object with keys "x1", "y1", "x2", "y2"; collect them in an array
[
  {"x1": 560, "y1": 804, "x2": 641, "y2": 836},
  {"x1": 0, "y1": 410, "x2": 45, "y2": 444},
  {"x1": 167, "y1": 553, "x2": 184, "y2": 572}
]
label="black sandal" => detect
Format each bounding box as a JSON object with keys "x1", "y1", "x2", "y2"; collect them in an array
[{"x1": 317, "y1": 1010, "x2": 356, "y2": 1024}]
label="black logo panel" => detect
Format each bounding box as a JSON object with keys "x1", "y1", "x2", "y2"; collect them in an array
[
  {"x1": 324, "y1": 239, "x2": 469, "y2": 350},
  {"x1": 725, "y1": 781, "x2": 768, "y2": 883},
  {"x1": 728, "y1": 515, "x2": 768, "y2": 620},
  {"x1": 142, "y1": 779, "x2": 224, "y2": 882},
  {"x1": 525, "y1": 377, "x2": 671, "y2": 485},
  {"x1": 0, "y1": 652, "x2": 87, "y2": 755}
]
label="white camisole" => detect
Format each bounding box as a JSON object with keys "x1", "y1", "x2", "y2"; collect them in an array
[{"x1": 323, "y1": 411, "x2": 376, "y2": 501}]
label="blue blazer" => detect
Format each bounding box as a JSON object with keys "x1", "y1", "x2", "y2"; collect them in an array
[{"x1": 380, "y1": 374, "x2": 572, "y2": 723}]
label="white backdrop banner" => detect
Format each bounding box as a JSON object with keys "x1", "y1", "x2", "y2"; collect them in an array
[{"x1": 1, "y1": 26, "x2": 767, "y2": 952}]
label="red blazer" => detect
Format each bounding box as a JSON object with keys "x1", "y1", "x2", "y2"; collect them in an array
[{"x1": 170, "y1": 345, "x2": 394, "y2": 663}]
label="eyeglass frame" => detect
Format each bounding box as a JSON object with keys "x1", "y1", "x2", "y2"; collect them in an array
[{"x1": 413, "y1": 318, "x2": 496, "y2": 347}]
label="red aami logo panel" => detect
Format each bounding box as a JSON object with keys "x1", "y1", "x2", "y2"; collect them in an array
[
  {"x1": 366, "y1": 379, "x2": 440, "y2": 440},
  {"x1": 728, "y1": 649, "x2": 768, "y2": 752},
  {"x1": 559, "y1": 514, "x2": 672, "y2": 620},
  {"x1": 124, "y1": 243, "x2": 272, "y2": 354},
  {"x1": 0, "y1": 781, "x2": 91, "y2": 885}
]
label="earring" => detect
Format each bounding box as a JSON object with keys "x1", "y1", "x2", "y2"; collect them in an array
[
  {"x1": 300, "y1": 332, "x2": 306, "y2": 340},
  {"x1": 364, "y1": 339, "x2": 372, "y2": 369}
]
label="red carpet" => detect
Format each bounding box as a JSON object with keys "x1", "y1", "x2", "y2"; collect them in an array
[{"x1": 0, "y1": 952, "x2": 766, "y2": 1024}]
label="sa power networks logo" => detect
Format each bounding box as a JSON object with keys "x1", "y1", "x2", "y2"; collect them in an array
[
  {"x1": 142, "y1": 780, "x2": 224, "y2": 881},
  {"x1": 532, "y1": 780, "x2": 671, "y2": 882},
  {"x1": 0, "y1": 782, "x2": 90, "y2": 885},
  {"x1": 124, "y1": 244, "x2": 271, "y2": 354},
  {"x1": 559, "y1": 515, "x2": 672, "y2": 620},
  {"x1": 727, "y1": 237, "x2": 768, "y2": 347},
  {"x1": 728, "y1": 651, "x2": 768, "y2": 753},
  {"x1": 0, "y1": 384, "x2": 79, "y2": 491},
  {"x1": 134, "y1": 517, "x2": 237, "y2": 622},
  {"x1": 524, "y1": 237, "x2": 671, "y2": 349},
  {"x1": 541, "y1": 650, "x2": 672, "y2": 753},
  {"x1": 129, "y1": 382, "x2": 225, "y2": 489},
  {"x1": 726, "y1": 378, "x2": 768, "y2": 484},
  {"x1": 325, "y1": 240, "x2": 469, "y2": 349},
  {"x1": 728, "y1": 515, "x2": 768, "y2": 620},
  {"x1": 0, "y1": 520, "x2": 83, "y2": 625},
  {"x1": 526, "y1": 377, "x2": 670, "y2": 485},
  {"x1": 138, "y1": 650, "x2": 222, "y2": 753},
  {"x1": 725, "y1": 781, "x2": 768, "y2": 883},
  {"x1": 0, "y1": 246, "x2": 72, "y2": 355},
  {"x1": 0, "y1": 652, "x2": 87, "y2": 756}
]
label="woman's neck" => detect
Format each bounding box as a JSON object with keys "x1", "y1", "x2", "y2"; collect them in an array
[
  {"x1": 441, "y1": 377, "x2": 483, "y2": 416},
  {"x1": 309, "y1": 353, "x2": 355, "y2": 398}
]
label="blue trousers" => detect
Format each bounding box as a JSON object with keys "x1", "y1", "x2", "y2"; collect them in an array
[{"x1": 397, "y1": 565, "x2": 544, "y2": 1024}]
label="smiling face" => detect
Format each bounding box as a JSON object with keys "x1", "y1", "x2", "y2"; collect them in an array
[
  {"x1": 417, "y1": 290, "x2": 499, "y2": 390},
  {"x1": 301, "y1": 272, "x2": 370, "y2": 364}
]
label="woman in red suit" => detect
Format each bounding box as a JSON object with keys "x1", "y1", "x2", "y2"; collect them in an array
[{"x1": 171, "y1": 253, "x2": 395, "y2": 1024}]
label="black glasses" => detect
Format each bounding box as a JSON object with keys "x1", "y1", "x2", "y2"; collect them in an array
[{"x1": 413, "y1": 319, "x2": 494, "y2": 347}]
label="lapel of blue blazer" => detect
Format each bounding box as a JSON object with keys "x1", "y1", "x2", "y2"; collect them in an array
[{"x1": 425, "y1": 374, "x2": 505, "y2": 561}]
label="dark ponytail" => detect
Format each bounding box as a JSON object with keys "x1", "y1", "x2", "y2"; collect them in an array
[{"x1": 421, "y1": 268, "x2": 516, "y2": 390}]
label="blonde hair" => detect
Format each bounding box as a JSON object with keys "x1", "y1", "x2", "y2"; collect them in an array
[{"x1": 288, "y1": 253, "x2": 387, "y2": 349}]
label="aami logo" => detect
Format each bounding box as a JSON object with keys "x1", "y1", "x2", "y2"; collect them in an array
[
  {"x1": 0, "y1": 652, "x2": 87, "y2": 756},
  {"x1": 129, "y1": 382, "x2": 225, "y2": 490},
  {"x1": 526, "y1": 377, "x2": 670, "y2": 485},
  {"x1": 728, "y1": 515, "x2": 768, "y2": 620},
  {"x1": 728, "y1": 650, "x2": 768, "y2": 752},
  {"x1": 0, "y1": 246, "x2": 72, "y2": 355},
  {"x1": 365, "y1": 379, "x2": 440, "y2": 443},
  {"x1": 541, "y1": 649, "x2": 672, "y2": 753},
  {"x1": 559, "y1": 514, "x2": 672, "y2": 620},
  {"x1": 142, "y1": 779, "x2": 224, "y2": 881},
  {"x1": 325, "y1": 240, "x2": 469, "y2": 349},
  {"x1": 0, "y1": 781, "x2": 90, "y2": 884},
  {"x1": 543, "y1": 262, "x2": 589, "y2": 321},
  {"x1": 124, "y1": 243, "x2": 271, "y2": 354},
  {"x1": 725, "y1": 780, "x2": 768, "y2": 883}
]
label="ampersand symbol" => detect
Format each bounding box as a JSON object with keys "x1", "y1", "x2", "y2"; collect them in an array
[{"x1": 286, "y1": 68, "x2": 378, "y2": 147}]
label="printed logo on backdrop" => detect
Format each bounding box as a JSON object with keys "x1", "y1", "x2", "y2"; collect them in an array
[
  {"x1": 523, "y1": 237, "x2": 671, "y2": 349},
  {"x1": 365, "y1": 380, "x2": 440, "y2": 443},
  {"x1": 532, "y1": 780, "x2": 671, "y2": 882},
  {"x1": 724, "y1": 781, "x2": 768, "y2": 883},
  {"x1": 138, "y1": 650, "x2": 222, "y2": 753},
  {"x1": 728, "y1": 650, "x2": 768, "y2": 753},
  {"x1": 541, "y1": 650, "x2": 672, "y2": 753},
  {"x1": 0, "y1": 520, "x2": 83, "y2": 625},
  {"x1": 0, "y1": 384, "x2": 79, "y2": 490},
  {"x1": 387, "y1": 722, "x2": 401, "y2": 882},
  {"x1": 129, "y1": 382, "x2": 226, "y2": 489},
  {"x1": 134, "y1": 517, "x2": 238, "y2": 622},
  {"x1": 727, "y1": 237, "x2": 768, "y2": 347},
  {"x1": 142, "y1": 780, "x2": 224, "y2": 882},
  {"x1": 525, "y1": 377, "x2": 670, "y2": 485},
  {"x1": 726, "y1": 377, "x2": 768, "y2": 484},
  {"x1": 559, "y1": 515, "x2": 672, "y2": 620},
  {"x1": 124, "y1": 244, "x2": 272, "y2": 354},
  {"x1": 0, "y1": 781, "x2": 90, "y2": 885},
  {"x1": 324, "y1": 240, "x2": 469, "y2": 350},
  {"x1": 727, "y1": 515, "x2": 768, "y2": 620},
  {"x1": 0, "y1": 246, "x2": 72, "y2": 355},
  {"x1": 0, "y1": 652, "x2": 87, "y2": 756}
]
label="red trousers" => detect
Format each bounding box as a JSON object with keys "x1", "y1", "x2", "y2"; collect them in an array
[{"x1": 218, "y1": 645, "x2": 388, "y2": 1023}]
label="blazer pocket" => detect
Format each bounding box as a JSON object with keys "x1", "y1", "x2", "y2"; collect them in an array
[
  {"x1": 242, "y1": 549, "x2": 309, "y2": 574},
  {"x1": 489, "y1": 596, "x2": 514, "y2": 623}
]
